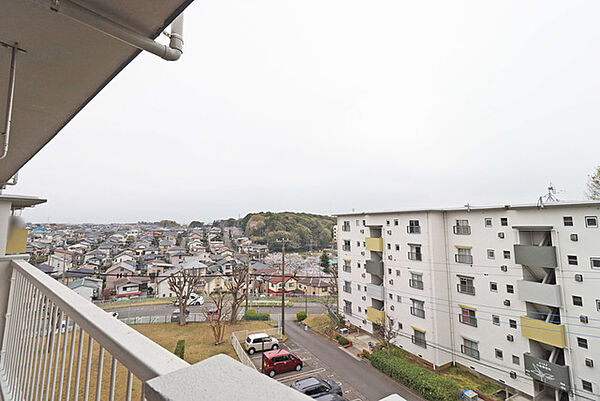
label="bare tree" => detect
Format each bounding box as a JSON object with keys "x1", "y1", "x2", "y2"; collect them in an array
[
  {"x1": 373, "y1": 315, "x2": 398, "y2": 355},
  {"x1": 225, "y1": 262, "x2": 248, "y2": 324},
  {"x1": 322, "y1": 261, "x2": 338, "y2": 316},
  {"x1": 586, "y1": 165, "x2": 600, "y2": 200},
  {"x1": 203, "y1": 288, "x2": 230, "y2": 345},
  {"x1": 168, "y1": 268, "x2": 203, "y2": 326}
]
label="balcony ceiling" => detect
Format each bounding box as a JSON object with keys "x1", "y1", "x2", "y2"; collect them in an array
[{"x1": 0, "y1": 0, "x2": 192, "y2": 183}]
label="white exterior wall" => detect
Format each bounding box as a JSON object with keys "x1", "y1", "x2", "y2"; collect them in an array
[{"x1": 337, "y1": 203, "x2": 600, "y2": 401}]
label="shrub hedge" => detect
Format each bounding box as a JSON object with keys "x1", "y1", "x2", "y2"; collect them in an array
[
  {"x1": 243, "y1": 309, "x2": 270, "y2": 321},
  {"x1": 296, "y1": 311, "x2": 307, "y2": 321},
  {"x1": 370, "y1": 350, "x2": 461, "y2": 401},
  {"x1": 335, "y1": 334, "x2": 350, "y2": 346},
  {"x1": 174, "y1": 340, "x2": 185, "y2": 359}
]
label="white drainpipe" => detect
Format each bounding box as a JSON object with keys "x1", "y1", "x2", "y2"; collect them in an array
[{"x1": 0, "y1": 44, "x2": 17, "y2": 160}]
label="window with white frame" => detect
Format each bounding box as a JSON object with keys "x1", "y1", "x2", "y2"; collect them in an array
[
  {"x1": 487, "y1": 249, "x2": 495, "y2": 259},
  {"x1": 585, "y1": 216, "x2": 598, "y2": 228},
  {"x1": 590, "y1": 257, "x2": 600, "y2": 270},
  {"x1": 484, "y1": 218, "x2": 492, "y2": 227}
]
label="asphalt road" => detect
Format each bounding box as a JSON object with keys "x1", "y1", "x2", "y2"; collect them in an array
[{"x1": 285, "y1": 322, "x2": 426, "y2": 401}]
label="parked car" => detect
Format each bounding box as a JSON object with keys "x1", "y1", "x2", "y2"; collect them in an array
[
  {"x1": 110, "y1": 312, "x2": 119, "y2": 318},
  {"x1": 262, "y1": 349, "x2": 302, "y2": 377},
  {"x1": 174, "y1": 293, "x2": 204, "y2": 306},
  {"x1": 171, "y1": 308, "x2": 190, "y2": 322},
  {"x1": 245, "y1": 333, "x2": 279, "y2": 354},
  {"x1": 291, "y1": 377, "x2": 342, "y2": 398},
  {"x1": 314, "y1": 395, "x2": 349, "y2": 401}
]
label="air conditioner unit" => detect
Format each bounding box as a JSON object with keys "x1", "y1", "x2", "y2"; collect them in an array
[
  {"x1": 361, "y1": 273, "x2": 365, "y2": 278},
  {"x1": 504, "y1": 299, "x2": 511, "y2": 306},
  {"x1": 570, "y1": 233, "x2": 578, "y2": 242},
  {"x1": 575, "y1": 274, "x2": 583, "y2": 282},
  {"x1": 390, "y1": 305, "x2": 395, "y2": 311},
  {"x1": 507, "y1": 334, "x2": 514, "y2": 342},
  {"x1": 361, "y1": 251, "x2": 365, "y2": 256},
  {"x1": 510, "y1": 372, "x2": 517, "y2": 379},
  {"x1": 387, "y1": 230, "x2": 392, "y2": 235},
  {"x1": 498, "y1": 232, "x2": 505, "y2": 239},
  {"x1": 362, "y1": 296, "x2": 366, "y2": 301},
  {"x1": 389, "y1": 279, "x2": 394, "y2": 285},
  {"x1": 585, "y1": 358, "x2": 594, "y2": 367},
  {"x1": 362, "y1": 320, "x2": 367, "y2": 324},
  {"x1": 500, "y1": 265, "x2": 508, "y2": 272},
  {"x1": 388, "y1": 255, "x2": 393, "y2": 260},
  {"x1": 360, "y1": 229, "x2": 364, "y2": 234},
  {"x1": 580, "y1": 315, "x2": 589, "y2": 324}
]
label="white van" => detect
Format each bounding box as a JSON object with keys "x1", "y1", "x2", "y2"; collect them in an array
[{"x1": 244, "y1": 333, "x2": 279, "y2": 355}]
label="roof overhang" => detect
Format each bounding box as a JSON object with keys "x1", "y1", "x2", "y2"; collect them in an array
[{"x1": 0, "y1": 0, "x2": 192, "y2": 183}]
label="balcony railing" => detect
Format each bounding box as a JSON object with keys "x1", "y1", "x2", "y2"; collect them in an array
[
  {"x1": 461, "y1": 344, "x2": 480, "y2": 360},
  {"x1": 455, "y1": 254, "x2": 473, "y2": 264},
  {"x1": 457, "y1": 284, "x2": 476, "y2": 295},
  {"x1": 408, "y1": 252, "x2": 422, "y2": 261},
  {"x1": 409, "y1": 279, "x2": 424, "y2": 290},
  {"x1": 411, "y1": 335, "x2": 427, "y2": 348},
  {"x1": 0, "y1": 257, "x2": 312, "y2": 401},
  {"x1": 453, "y1": 225, "x2": 471, "y2": 235},
  {"x1": 459, "y1": 314, "x2": 478, "y2": 327},
  {"x1": 407, "y1": 226, "x2": 421, "y2": 234},
  {"x1": 410, "y1": 307, "x2": 425, "y2": 319}
]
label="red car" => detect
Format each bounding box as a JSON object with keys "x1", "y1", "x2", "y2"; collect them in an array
[{"x1": 262, "y1": 349, "x2": 302, "y2": 377}]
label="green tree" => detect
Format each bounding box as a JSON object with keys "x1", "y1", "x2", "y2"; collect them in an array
[
  {"x1": 189, "y1": 221, "x2": 204, "y2": 228},
  {"x1": 586, "y1": 165, "x2": 600, "y2": 200},
  {"x1": 320, "y1": 252, "x2": 330, "y2": 272}
]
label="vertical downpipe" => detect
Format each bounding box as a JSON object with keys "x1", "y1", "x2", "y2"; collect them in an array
[{"x1": 442, "y1": 211, "x2": 456, "y2": 366}]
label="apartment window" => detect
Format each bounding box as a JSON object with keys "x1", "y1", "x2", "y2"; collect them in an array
[
  {"x1": 387, "y1": 243, "x2": 391, "y2": 250},
  {"x1": 568, "y1": 255, "x2": 578, "y2": 265},
  {"x1": 395, "y1": 244, "x2": 400, "y2": 251},
  {"x1": 356, "y1": 283, "x2": 361, "y2": 291},
  {"x1": 408, "y1": 220, "x2": 421, "y2": 234},
  {"x1": 358, "y1": 306, "x2": 361, "y2": 313},
  {"x1": 343, "y1": 260, "x2": 351, "y2": 273},
  {"x1": 343, "y1": 300, "x2": 352, "y2": 315},
  {"x1": 396, "y1": 269, "x2": 401, "y2": 277},
  {"x1": 357, "y1": 262, "x2": 361, "y2": 268},
  {"x1": 356, "y1": 241, "x2": 361, "y2": 247},
  {"x1": 563, "y1": 216, "x2": 573, "y2": 226},
  {"x1": 459, "y1": 308, "x2": 477, "y2": 327},
  {"x1": 386, "y1": 220, "x2": 390, "y2": 226},
  {"x1": 457, "y1": 276, "x2": 475, "y2": 295},
  {"x1": 412, "y1": 329, "x2": 427, "y2": 348},
  {"x1": 500, "y1": 217, "x2": 508, "y2": 226},
  {"x1": 585, "y1": 216, "x2": 598, "y2": 228},
  {"x1": 582, "y1": 380, "x2": 593, "y2": 393},
  {"x1": 356, "y1": 220, "x2": 359, "y2": 226},
  {"x1": 408, "y1": 244, "x2": 422, "y2": 261},
  {"x1": 490, "y1": 282, "x2": 498, "y2": 292},
  {"x1": 362, "y1": 220, "x2": 366, "y2": 226},
  {"x1": 492, "y1": 315, "x2": 500, "y2": 325},
  {"x1": 503, "y1": 250, "x2": 511, "y2": 259},
  {"x1": 398, "y1": 322, "x2": 403, "y2": 330},
  {"x1": 454, "y1": 220, "x2": 471, "y2": 235},
  {"x1": 506, "y1": 284, "x2": 514, "y2": 294},
  {"x1": 343, "y1": 240, "x2": 351, "y2": 252},
  {"x1": 495, "y1": 349, "x2": 503, "y2": 360},
  {"x1": 573, "y1": 296, "x2": 583, "y2": 306},
  {"x1": 487, "y1": 249, "x2": 495, "y2": 260},
  {"x1": 484, "y1": 218, "x2": 492, "y2": 227},
  {"x1": 455, "y1": 247, "x2": 473, "y2": 264},
  {"x1": 590, "y1": 257, "x2": 600, "y2": 270},
  {"x1": 512, "y1": 355, "x2": 520, "y2": 365},
  {"x1": 343, "y1": 281, "x2": 352, "y2": 293},
  {"x1": 597, "y1": 299, "x2": 600, "y2": 311},
  {"x1": 388, "y1": 268, "x2": 392, "y2": 275},
  {"x1": 461, "y1": 338, "x2": 479, "y2": 360},
  {"x1": 509, "y1": 319, "x2": 517, "y2": 329},
  {"x1": 389, "y1": 293, "x2": 393, "y2": 300},
  {"x1": 577, "y1": 337, "x2": 588, "y2": 349},
  {"x1": 342, "y1": 221, "x2": 351, "y2": 231},
  {"x1": 394, "y1": 219, "x2": 399, "y2": 226},
  {"x1": 396, "y1": 295, "x2": 401, "y2": 302},
  {"x1": 410, "y1": 299, "x2": 425, "y2": 318},
  {"x1": 409, "y1": 273, "x2": 424, "y2": 290}
]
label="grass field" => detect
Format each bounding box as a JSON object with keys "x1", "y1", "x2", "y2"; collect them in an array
[
  {"x1": 304, "y1": 314, "x2": 334, "y2": 336},
  {"x1": 440, "y1": 365, "x2": 502, "y2": 399}
]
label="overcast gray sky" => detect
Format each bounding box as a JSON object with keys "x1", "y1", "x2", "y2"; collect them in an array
[{"x1": 12, "y1": 0, "x2": 600, "y2": 224}]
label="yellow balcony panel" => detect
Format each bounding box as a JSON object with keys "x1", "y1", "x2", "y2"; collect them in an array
[
  {"x1": 520, "y1": 316, "x2": 566, "y2": 348},
  {"x1": 367, "y1": 307, "x2": 385, "y2": 324},
  {"x1": 365, "y1": 238, "x2": 383, "y2": 252},
  {"x1": 6, "y1": 228, "x2": 28, "y2": 255}
]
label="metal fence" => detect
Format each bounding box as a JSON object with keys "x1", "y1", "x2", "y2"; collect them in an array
[{"x1": 231, "y1": 333, "x2": 256, "y2": 371}]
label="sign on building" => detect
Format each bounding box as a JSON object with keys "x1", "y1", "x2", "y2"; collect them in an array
[{"x1": 523, "y1": 353, "x2": 570, "y2": 391}]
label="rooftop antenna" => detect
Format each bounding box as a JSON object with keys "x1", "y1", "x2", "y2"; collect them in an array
[
  {"x1": 464, "y1": 203, "x2": 471, "y2": 212},
  {"x1": 537, "y1": 182, "x2": 561, "y2": 208}
]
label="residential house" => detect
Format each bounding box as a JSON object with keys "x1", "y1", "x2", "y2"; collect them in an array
[
  {"x1": 105, "y1": 261, "x2": 137, "y2": 291},
  {"x1": 68, "y1": 277, "x2": 103, "y2": 302}
]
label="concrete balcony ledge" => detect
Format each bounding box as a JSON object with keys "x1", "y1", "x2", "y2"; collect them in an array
[
  {"x1": 365, "y1": 260, "x2": 384, "y2": 277},
  {"x1": 516, "y1": 280, "x2": 562, "y2": 307},
  {"x1": 367, "y1": 283, "x2": 384, "y2": 300},
  {"x1": 145, "y1": 354, "x2": 312, "y2": 401},
  {"x1": 514, "y1": 245, "x2": 557, "y2": 268}
]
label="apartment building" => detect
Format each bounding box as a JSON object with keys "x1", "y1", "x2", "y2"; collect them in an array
[{"x1": 337, "y1": 202, "x2": 600, "y2": 401}]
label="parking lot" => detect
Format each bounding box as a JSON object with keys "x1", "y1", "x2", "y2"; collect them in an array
[{"x1": 249, "y1": 337, "x2": 365, "y2": 401}]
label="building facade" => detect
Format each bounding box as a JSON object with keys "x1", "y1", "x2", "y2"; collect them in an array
[{"x1": 337, "y1": 202, "x2": 600, "y2": 401}]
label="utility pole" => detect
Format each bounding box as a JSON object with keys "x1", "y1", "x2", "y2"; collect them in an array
[
  {"x1": 276, "y1": 238, "x2": 291, "y2": 335},
  {"x1": 244, "y1": 258, "x2": 250, "y2": 312}
]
